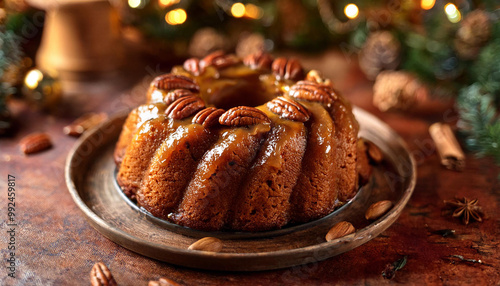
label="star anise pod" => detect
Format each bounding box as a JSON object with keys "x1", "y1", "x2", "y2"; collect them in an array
[{"x1": 443, "y1": 197, "x2": 483, "y2": 225}]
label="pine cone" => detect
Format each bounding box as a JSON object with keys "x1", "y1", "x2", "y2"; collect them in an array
[
  {"x1": 454, "y1": 10, "x2": 492, "y2": 60},
  {"x1": 236, "y1": 33, "x2": 266, "y2": 58},
  {"x1": 359, "y1": 31, "x2": 401, "y2": 80},
  {"x1": 188, "y1": 28, "x2": 229, "y2": 58},
  {"x1": 372, "y1": 71, "x2": 428, "y2": 112}
]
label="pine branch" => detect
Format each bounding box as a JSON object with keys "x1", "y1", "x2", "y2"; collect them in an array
[{"x1": 457, "y1": 84, "x2": 500, "y2": 163}]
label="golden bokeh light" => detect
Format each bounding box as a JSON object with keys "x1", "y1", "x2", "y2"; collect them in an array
[
  {"x1": 231, "y1": 3, "x2": 245, "y2": 18},
  {"x1": 421, "y1": 0, "x2": 436, "y2": 10},
  {"x1": 245, "y1": 3, "x2": 263, "y2": 19},
  {"x1": 159, "y1": 0, "x2": 180, "y2": 8},
  {"x1": 444, "y1": 3, "x2": 461, "y2": 23},
  {"x1": 128, "y1": 0, "x2": 142, "y2": 9},
  {"x1": 165, "y1": 8, "x2": 187, "y2": 25},
  {"x1": 25, "y1": 69, "x2": 43, "y2": 89},
  {"x1": 344, "y1": 4, "x2": 359, "y2": 20}
]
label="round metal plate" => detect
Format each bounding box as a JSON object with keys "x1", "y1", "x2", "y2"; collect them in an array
[{"x1": 65, "y1": 107, "x2": 416, "y2": 271}]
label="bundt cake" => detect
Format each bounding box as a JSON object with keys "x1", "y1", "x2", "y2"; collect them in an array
[{"x1": 114, "y1": 51, "x2": 369, "y2": 232}]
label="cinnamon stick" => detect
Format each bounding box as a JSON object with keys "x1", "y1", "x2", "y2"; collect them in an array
[{"x1": 429, "y1": 123, "x2": 465, "y2": 171}]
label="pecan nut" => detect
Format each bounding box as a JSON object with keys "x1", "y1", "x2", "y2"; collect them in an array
[
  {"x1": 163, "y1": 89, "x2": 196, "y2": 106},
  {"x1": 200, "y1": 50, "x2": 241, "y2": 70},
  {"x1": 188, "y1": 237, "x2": 223, "y2": 252},
  {"x1": 219, "y1": 106, "x2": 271, "y2": 127},
  {"x1": 148, "y1": 277, "x2": 181, "y2": 286},
  {"x1": 63, "y1": 112, "x2": 108, "y2": 137},
  {"x1": 90, "y1": 262, "x2": 117, "y2": 286},
  {"x1": 272, "y1": 57, "x2": 303, "y2": 81},
  {"x1": 165, "y1": 95, "x2": 205, "y2": 120},
  {"x1": 151, "y1": 74, "x2": 199, "y2": 92},
  {"x1": 288, "y1": 81, "x2": 337, "y2": 104},
  {"x1": 266, "y1": 96, "x2": 310, "y2": 122},
  {"x1": 243, "y1": 51, "x2": 273, "y2": 70},
  {"x1": 19, "y1": 132, "x2": 52, "y2": 154},
  {"x1": 192, "y1": 107, "x2": 225, "y2": 128},
  {"x1": 183, "y1": 58, "x2": 204, "y2": 76},
  {"x1": 365, "y1": 200, "x2": 393, "y2": 220},
  {"x1": 325, "y1": 221, "x2": 355, "y2": 241}
]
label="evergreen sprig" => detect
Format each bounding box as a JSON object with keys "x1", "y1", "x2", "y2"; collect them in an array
[
  {"x1": 0, "y1": 27, "x2": 23, "y2": 109},
  {"x1": 457, "y1": 84, "x2": 500, "y2": 163}
]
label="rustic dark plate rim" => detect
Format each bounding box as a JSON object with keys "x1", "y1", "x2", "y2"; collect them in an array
[{"x1": 65, "y1": 107, "x2": 416, "y2": 271}]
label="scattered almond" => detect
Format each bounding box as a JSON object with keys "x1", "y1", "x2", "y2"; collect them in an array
[
  {"x1": 63, "y1": 112, "x2": 108, "y2": 137},
  {"x1": 365, "y1": 200, "x2": 393, "y2": 220},
  {"x1": 19, "y1": 132, "x2": 52, "y2": 154},
  {"x1": 90, "y1": 262, "x2": 117, "y2": 286},
  {"x1": 148, "y1": 277, "x2": 181, "y2": 286},
  {"x1": 188, "y1": 237, "x2": 223, "y2": 252},
  {"x1": 325, "y1": 221, "x2": 355, "y2": 241},
  {"x1": 365, "y1": 140, "x2": 384, "y2": 163}
]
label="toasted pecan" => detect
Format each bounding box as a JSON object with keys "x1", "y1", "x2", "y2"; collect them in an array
[
  {"x1": 219, "y1": 106, "x2": 271, "y2": 127},
  {"x1": 192, "y1": 107, "x2": 225, "y2": 128},
  {"x1": 165, "y1": 95, "x2": 205, "y2": 120},
  {"x1": 183, "y1": 57, "x2": 204, "y2": 76},
  {"x1": 151, "y1": 74, "x2": 199, "y2": 92},
  {"x1": 200, "y1": 50, "x2": 241, "y2": 70},
  {"x1": 272, "y1": 57, "x2": 303, "y2": 81},
  {"x1": 243, "y1": 51, "x2": 273, "y2": 70},
  {"x1": 163, "y1": 89, "x2": 196, "y2": 106},
  {"x1": 288, "y1": 80, "x2": 337, "y2": 104},
  {"x1": 266, "y1": 96, "x2": 310, "y2": 122}
]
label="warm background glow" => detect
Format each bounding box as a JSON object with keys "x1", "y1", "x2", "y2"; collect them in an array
[
  {"x1": 165, "y1": 8, "x2": 187, "y2": 25},
  {"x1": 421, "y1": 0, "x2": 436, "y2": 10},
  {"x1": 231, "y1": 3, "x2": 246, "y2": 18},
  {"x1": 344, "y1": 4, "x2": 359, "y2": 20}
]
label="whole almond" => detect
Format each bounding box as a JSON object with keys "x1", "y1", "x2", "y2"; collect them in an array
[
  {"x1": 325, "y1": 221, "x2": 355, "y2": 241},
  {"x1": 365, "y1": 200, "x2": 393, "y2": 220},
  {"x1": 19, "y1": 132, "x2": 52, "y2": 154},
  {"x1": 188, "y1": 237, "x2": 223, "y2": 252},
  {"x1": 365, "y1": 140, "x2": 384, "y2": 163},
  {"x1": 148, "y1": 277, "x2": 181, "y2": 286},
  {"x1": 63, "y1": 112, "x2": 108, "y2": 137},
  {"x1": 90, "y1": 262, "x2": 117, "y2": 286}
]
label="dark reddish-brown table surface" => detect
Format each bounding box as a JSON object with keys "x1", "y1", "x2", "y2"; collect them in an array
[{"x1": 1, "y1": 50, "x2": 499, "y2": 286}]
